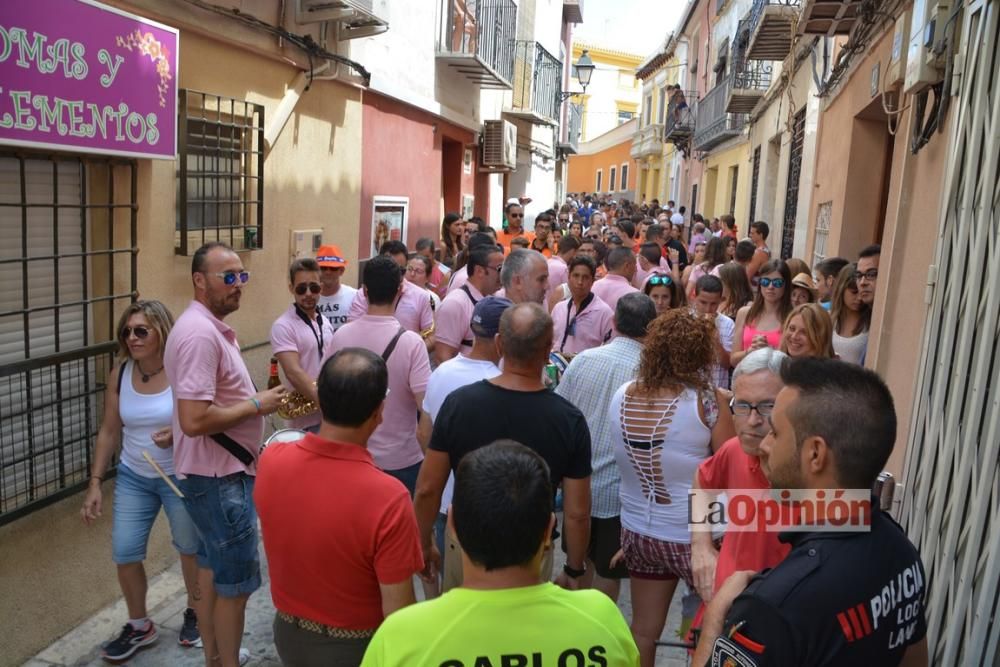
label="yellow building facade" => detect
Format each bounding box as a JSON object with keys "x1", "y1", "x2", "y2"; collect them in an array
[
  {"x1": 571, "y1": 43, "x2": 644, "y2": 144},
  {"x1": 700, "y1": 142, "x2": 751, "y2": 224},
  {"x1": 632, "y1": 43, "x2": 683, "y2": 205}
]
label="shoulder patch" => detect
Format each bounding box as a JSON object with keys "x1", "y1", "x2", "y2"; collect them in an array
[
  {"x1": 711, "y1": 636, "x2": 760, "y2": 667},
  {"x1": 746, "y1": 545, "x2": 823, "y2": 605}
]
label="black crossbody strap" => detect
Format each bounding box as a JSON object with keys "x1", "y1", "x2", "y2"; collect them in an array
[
  {"x1": 210, "y1": 432, "x2": 255, "y2": 466},
  {"x1": 382, "y1": 326, "x2": 407, "y2": 362}
]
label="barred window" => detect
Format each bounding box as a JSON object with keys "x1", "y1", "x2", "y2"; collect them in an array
[{"x1": 177, "y1": 89, "x2": 264, "y2": 256}]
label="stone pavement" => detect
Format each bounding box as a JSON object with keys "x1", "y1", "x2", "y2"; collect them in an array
[{"x1": 28, "y1": 530, "x2": 690, "y2": 667}]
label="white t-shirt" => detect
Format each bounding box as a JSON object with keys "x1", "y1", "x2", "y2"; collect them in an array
[
  {"x1": 422, "y1": 355, "x2": 501, "y2": 513},
  {"x1": 317, "y1": 284, "x2": 357, "y2": 332},
  {"x1": 712, "y1": 312, "x2": 735, "y2": 390}
]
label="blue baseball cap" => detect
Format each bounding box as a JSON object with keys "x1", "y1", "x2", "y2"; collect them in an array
[{"x1": 470, "y1": 296, "x2": 512, "y2": 338}]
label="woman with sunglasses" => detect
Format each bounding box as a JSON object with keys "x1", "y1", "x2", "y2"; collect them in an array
[
  {"x1": 730, "y1": 259, "x2": 793, "y2": 367},
  {"x1": 438, "y1": 212, "x2": 465, "y2": 269},
  {"x1": 551, "y1": 255, "x2": 614, "y2": 357},
  {"x1": 81, "y1": 300, "x2": 203, "y2": 661},
  {"x1": 830, "y1": 264, "x2": 871, "y2": 364},
  {"x1": 642, "y1": 271, "x2": 685, "y2": 317},
  {"x1": 270, "y1": 258, "x2": 337, "y2": 432}
]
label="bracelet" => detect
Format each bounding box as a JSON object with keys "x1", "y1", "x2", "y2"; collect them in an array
[
  {"x1": 563, "y1": 562, "x2": 586, "y2": 579},
  {"x1": 249, "y1": 397, "x2": 262, "y2": 414},
  {"x1": 89, "y1": 474, "x2": 104, "y2": 483}
]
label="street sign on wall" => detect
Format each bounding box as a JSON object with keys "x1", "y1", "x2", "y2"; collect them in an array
[{"x1": 0, "y1": 0, "x2": 179, "y2": 159}]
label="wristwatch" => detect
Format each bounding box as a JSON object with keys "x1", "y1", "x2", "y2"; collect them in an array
[{"x1": 563, "y1": 563, "x2": 586, "y2": 579}]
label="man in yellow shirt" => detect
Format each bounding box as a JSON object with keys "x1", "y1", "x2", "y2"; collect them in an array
[{"x1": 361, "y1": 441, "x2": 639, "y2": 667}]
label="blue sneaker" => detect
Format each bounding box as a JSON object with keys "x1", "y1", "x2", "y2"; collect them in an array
[{"x1": 179, "y1": 607, "x2": 202, "y2": 648}]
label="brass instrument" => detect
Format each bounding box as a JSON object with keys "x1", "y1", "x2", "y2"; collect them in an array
[{"x1": 277, "y1": 383, "x2": 318, "y2": 420}]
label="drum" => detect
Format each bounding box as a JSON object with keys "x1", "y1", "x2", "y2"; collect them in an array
[{"x1": 260, "y1": 428, "x2": 307, "y2": 455}]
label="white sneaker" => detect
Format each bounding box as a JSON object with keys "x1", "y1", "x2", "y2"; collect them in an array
[{"x1": 239, "y1": 647, "x2": 251, "y2": 666}]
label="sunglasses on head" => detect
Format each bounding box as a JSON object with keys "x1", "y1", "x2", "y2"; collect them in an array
[
  {"x1": 294, "y1": 282, "x2": 321, "y2": 295},
  {"x1": 208, "y1": 271, "x2": 250, "y2": 286},
  {"x1": 122, "y1": 326, "x2": 151, "y2": 339},
  {"x1": 648, "y1": 275, "x2": 673, "y2": 286},
  {"x1": 759, "y1": 277, "x2": 785, "y2": 289}
]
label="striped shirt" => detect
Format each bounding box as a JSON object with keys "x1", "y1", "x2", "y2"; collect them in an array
[{"x1": 555, "y1": 337, "x2": 643, "y2": 518}]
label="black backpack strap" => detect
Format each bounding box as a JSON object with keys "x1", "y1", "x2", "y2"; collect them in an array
[
  {"x1": 210, "y1": 432, "x2": 255, "y2": 466},
  {"x1": 382, "y1": 326, "x2": 407, "y2": 362},
  {"x1": 116, "y1": 361, "x2": 127, "y2": 395}
]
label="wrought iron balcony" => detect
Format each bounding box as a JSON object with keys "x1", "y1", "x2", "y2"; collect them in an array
[
  {"x1": 745, "y1": 0, "x2": 801, "y2": 60},
  {"x1": 798, "y1": 0, "x2": 861, "y2": 35},
  {"x1": 726, "y1": 59, "x2": 772, "y2": 113},
  {"x1": 630, "y1": 123, "x2": 664, "y2": 160},
  {"x1": 507, "y1": 40, "x2": 562, "y2": 125},
  {"x1": 557, "y1": 103, "x2": 583, "y2": 155},
  {"x1": 563, "y1": 0, "x2": 583, "y2": 24},
  {"x1": 436, "y1": 0, "x2": 518, "y2": 89},
  {"x1": 664, "y1": 90, "x2": 697, "y2": 144},
  {"x1": 693, "y1": 78, "x2": 747, "y2": 151}
]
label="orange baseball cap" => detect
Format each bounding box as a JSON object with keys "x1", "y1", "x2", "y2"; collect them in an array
[{"x1": 315, "y1": 244, "x2": 347, "y2": 268}]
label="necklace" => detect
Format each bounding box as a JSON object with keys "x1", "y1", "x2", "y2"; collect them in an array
[{"x1": 136, "y1": 360, "x2": 164, "y2": 383}]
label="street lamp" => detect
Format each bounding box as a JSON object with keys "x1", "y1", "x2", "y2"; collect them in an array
[{"x1": 558, "y1": 49, "x2": 595, "y2": 102}]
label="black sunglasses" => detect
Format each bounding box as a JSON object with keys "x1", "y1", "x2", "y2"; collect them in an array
[
  {"x1": 294, "y1": 282, "x2": 322, "y2": 295},
  {"x1": 122, "y1": 326, "x2": 151, "y2": 339}
]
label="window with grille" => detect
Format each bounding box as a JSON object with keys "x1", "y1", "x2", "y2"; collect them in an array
[
  {"x1": 658, "y1": 88, "x2": 667, "y2": 123},
  {"x1": 728, "y1": 165, "x2": 739, "y2": 216},
  {"x1": 610, "y1": 166, "x2": 618, "y2": 192},
  {"x1": 749, "y1": 146, "x2": 761, "y2": 222},
  {"x1": 0, "y1": 152, "x2": 137, "y2": 524},
  {"x1": 813, "y1": 201, "x2": 832, "y2": 267},
  {"x1": 177, "y1": 89, "x2": 264, "y2": 256},
  {"x1": 620, "y1": 163, "x2": 629, "y2": 191},
  {"x1": 596, "y1": 169, "x2": 603, "y2": 192}
]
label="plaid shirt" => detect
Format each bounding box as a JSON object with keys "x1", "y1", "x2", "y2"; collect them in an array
[{"x1": 556, "y1": 337, "x2": 643, "y2": 518}]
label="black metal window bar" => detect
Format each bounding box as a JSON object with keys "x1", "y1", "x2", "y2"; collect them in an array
[
  {"x1": 177, "y1": 89, "x2": 264, "y2": 256},
  {"x1": 512, "y1": 41, "x2": 562, "y2": 123},
  {"x1": 0, "y1": 152, "x2": 137, "y2": 525},
  {"x1": 780, "y1": 107, "x2": 806, "y2": 259},
  {"x1": 438, "y1": 0, "x2": 517, "y2": 86},
  {"x1": 664, "y1": 89, "x2": 697, "y2": 148},
  {"x1": 732, "y1": 17, "x2": 773, "y2": 92},
  {"x1": 693, "y1": 78, "x2": 748, "y2": 151},
  {"x1": 747, "y1": 0, "x2": 802, "y2": 40},
  {"x1": 749, "y1": 145, "x2": 761, "y2": 222}
]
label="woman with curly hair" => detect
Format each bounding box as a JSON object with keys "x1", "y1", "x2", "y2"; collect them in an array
[
  {"x1": 438, "y1": 212, "x2": 465, "y2": 269},
  {"x1": 609, "y1": 310, "x2": 736, "y2": 667}
]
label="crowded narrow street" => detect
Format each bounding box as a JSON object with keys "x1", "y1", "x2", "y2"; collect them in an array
[{"x1": 2, "y1": 0, "x2": 999, "y2": 666}]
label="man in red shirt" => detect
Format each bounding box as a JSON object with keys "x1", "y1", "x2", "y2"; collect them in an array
[
  {"x1": 255, "y1": 347, "x2": 424, "y2": 665},
  {"x1": 688, "y1": 348, "x2": 792, "y2": 634}
]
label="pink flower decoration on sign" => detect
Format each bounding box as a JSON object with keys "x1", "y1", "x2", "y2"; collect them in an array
[{"x1": 116, "y1": 29, "x2": 173, "y2": 108}]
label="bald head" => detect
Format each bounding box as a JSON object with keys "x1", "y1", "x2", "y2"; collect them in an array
[
  {"x1": 499, "y1": 303, "x2": 553, "y2": 365},
  {"x1": 318, "y1": 347, "x2": 387, "y2": 427}
]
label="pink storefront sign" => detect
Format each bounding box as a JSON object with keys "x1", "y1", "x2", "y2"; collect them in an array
[{"x1": 0, "y1": 0, "x2": 179, "y2": 159}]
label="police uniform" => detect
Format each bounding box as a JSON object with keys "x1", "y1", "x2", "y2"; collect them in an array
[{"x1": 708, "y1": 504, "x2": 926, "y2": 666}]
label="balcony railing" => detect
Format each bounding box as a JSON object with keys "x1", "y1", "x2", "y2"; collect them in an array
[
  {"x1": 664, "y1": 90, "x2": 697, "y2": 143},
  {"x1": 799, "y1": 0, "x2": 861, "y2": 35},
  {"x1": 726, "y1": 58, "x2": 772, "y2": 113},
  {"x1": 558, "y1": 102, "x2": 583, "y2": 155},
  {"x1": 630, "y1": 123, "x2": 664, "y2": 160},
  {"x1": 745, "y1": 0, "x2": 801, "y2": 60},
  {"x1": 508, "y1": 40, "x2": 562, "y2": 125},
  {"x1": 437, "y1": 0, "x2": 518, "y2": 89},
  {"x1": 693, "y1": 78, "x2": 747, "y2": 151},
  {"x1": 562, "y1": 0, "x2": 583, "y2": 23}
]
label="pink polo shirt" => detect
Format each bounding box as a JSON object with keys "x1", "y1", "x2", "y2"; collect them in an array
[
  {"x1": 269, "y1": 304, "x2": 335, "y2": 430},
  {"x1": 446, "y1": 265, "x2": 469, "y2": 294},
  {"x1": 551, "y1": 294, "x2": 614, "y2": 355},
  {"x1": 547, "y1": 256, "x2": 570, "y2": 292},
  {"x1": 591, "y1": 274, "x2": 639, "y2": 313},
  {"x1": 324, "y1": 315, "x2": 431, "y2": 471},
  {"x1": 348, "y1": 281, "x2": 434, "y2": 334},
  {"x1": 164, "y1": 300, "x2": 263, "y2": 478},
  {"x1": 435, "y1": 283, "x2": 483, "y2": 353}
]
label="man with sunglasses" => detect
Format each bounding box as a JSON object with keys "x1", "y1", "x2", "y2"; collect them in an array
[
  {"x1": 165, "y1": 242, "x2": 287, "y2": 667},
  {"x1": 270, "y1": 257, "x2": 335, "y2": 433},
  {"x1": 316, "y1": 244, "x2": 357, "y2": 333},
  {"x1": 686, "y1": 349, "x2": 791, "y2": 641},
  {"x1": 498, "y1": 202, "x2": 533, "y2": 252},
  {"x1": 434, "y1": 245, "x2": 504, "y2": 365}
]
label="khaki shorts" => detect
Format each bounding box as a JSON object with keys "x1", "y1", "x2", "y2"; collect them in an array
[{"x1": 442, "y1": 526, "x2": 554, "y2": 592}]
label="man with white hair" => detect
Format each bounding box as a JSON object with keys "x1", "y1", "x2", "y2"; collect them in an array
[
  {"x1": 499, "y1": 248, "x2": 549, "y2": 305},
  {"x1": 689, "y1": 349, "x2": 792, "y2": 613}
]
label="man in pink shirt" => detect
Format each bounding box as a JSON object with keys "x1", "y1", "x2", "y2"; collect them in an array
[
  {"x1": 551, "y1": 256, "x2": 613, "y2": 356},
  {"x1": 546, "y1": 235, "x2": 579, "y2": 292},
  {"x1": 591, "y1": 247, "x2": 639, "y2": 312},
  {"x1": 434, "y1": 245, "x2": 504, "y2": 365},
  {"x1": 348, "y1": 241, "x2": 434, "y2": 338},
  {"x1": 164, "y1": 242, "x2": 286, "y2": 667},
  {"x1": 499, "y1": 248, "x2": 549, "y2": 305},
  {"x1": 270, "y1": 257, "x2": 335, "y2": 432},
  {"x1": 444, "y1": 232, "x2": 497, "y2": 295},
  {"x1": 326, "y1": 255, "x2": 432, "y2": 494}
]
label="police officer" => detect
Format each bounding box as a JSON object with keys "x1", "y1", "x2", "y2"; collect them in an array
[{"x1": 693, "y1": 358, "x2": 928, "y2": 667}]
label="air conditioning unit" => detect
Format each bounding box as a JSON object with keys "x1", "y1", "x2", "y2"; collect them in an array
[
  {"x1": 481, "y1": 120, "x2": 517, "y2": 171},
  {"x1": 295, "y1": 0, "x2": 389, "y2": 39}
]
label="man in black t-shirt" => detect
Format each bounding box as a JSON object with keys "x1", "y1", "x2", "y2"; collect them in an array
[
  {"x1": 414, "y1": 303, "x2": 592, "y2": 592},
  {"x1": 693, "y1": 358, "x2": 928, "y2": 667}
]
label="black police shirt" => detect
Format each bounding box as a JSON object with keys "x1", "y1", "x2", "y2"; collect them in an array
[{"x1": 708, "y1": 504, "x2": 927, "y2": 666}]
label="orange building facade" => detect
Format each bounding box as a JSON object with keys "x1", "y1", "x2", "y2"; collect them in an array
[{"x1": 567, "y1": 118, "x2": 638, "y2": 199}]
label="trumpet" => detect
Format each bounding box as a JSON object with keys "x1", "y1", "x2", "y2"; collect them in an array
[{"x1": 277, "y1": 384, "x2": 318, "y2": 420}]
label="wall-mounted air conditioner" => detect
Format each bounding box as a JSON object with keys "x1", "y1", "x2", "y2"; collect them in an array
[
  {"x1": 295, "y1": 0, "x2": 388, "y2": 39},
  {"x1": 481, "y1": 120, "x2": 517, "y2": 171}
]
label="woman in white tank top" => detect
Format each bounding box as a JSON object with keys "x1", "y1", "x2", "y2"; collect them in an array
[
  {"x1": 610, "y1": 309, "x2": 736, "y2": 667},
  {"x1": 80, "y1": 301, "x2": 203, "y2": 660},
  {"x1": 830, "y1": 265, "x2": 871, "y2": 364}
]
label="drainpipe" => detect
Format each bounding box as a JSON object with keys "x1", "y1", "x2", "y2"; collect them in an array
[{"x1": 264, "y1": 61, "x2": 332, "y2": 153}]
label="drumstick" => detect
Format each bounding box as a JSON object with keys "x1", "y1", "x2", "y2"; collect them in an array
[{"x1": 142, "y1": 450, "x2": 185, "y2": 498}]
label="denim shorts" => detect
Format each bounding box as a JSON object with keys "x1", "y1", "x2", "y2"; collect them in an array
[
  {"x1": 384, "y1": 460, "x2": 423, "y2": 497},
  {"x1": 178, "y1": 472, "x2": 262, "y2": 598},
  {"x1": 112, "y1": 463, "x2": 200, "y2": 564}
]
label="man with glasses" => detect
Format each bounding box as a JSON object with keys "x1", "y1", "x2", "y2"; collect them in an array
[
  {"x1": 316, "y1": 244, "x2": 357, "y2": 333},
  {"x1": 530, "y1": 213, "x2": 555, "y2": 257},
  {"x1": 270, "y1": 257, "x2": 335, "y2": 433},
  {"x1": 433, "y1": 245, "x2": 504, "y2": 365},
  {"x1": 856, "y1": 244, "x2": 880, "y2": 307},
  {"x1": 686, "y1": 349, "x2": 791, "y2": 639},
  {"x1": 498, "y1": 202, "x2": 533, "y2": 251},
  {"x1": 164, "y1": 242, "x2": 287, "y2": 667}
]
